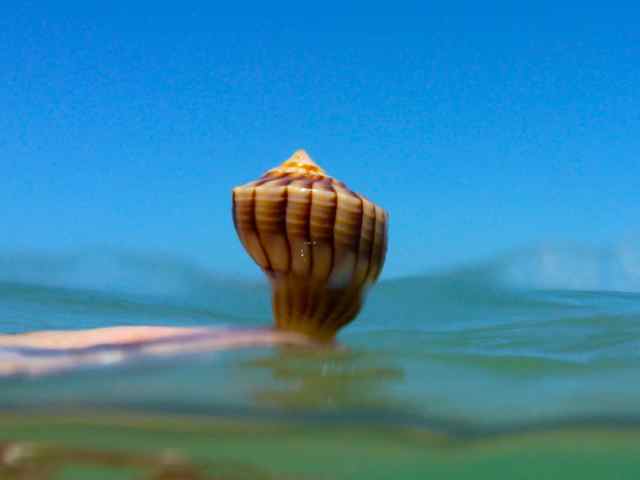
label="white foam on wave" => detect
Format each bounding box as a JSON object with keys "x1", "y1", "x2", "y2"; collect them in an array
[{"x1": 501, "y1": 240, "x2": 640, "y2": 293}]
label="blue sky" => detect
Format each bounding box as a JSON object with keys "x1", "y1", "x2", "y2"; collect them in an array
[{"x1": 1, "y1": 4, "x2": 638, "y2": 279}]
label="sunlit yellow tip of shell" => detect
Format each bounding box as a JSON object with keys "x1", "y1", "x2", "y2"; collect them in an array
[{"x1": 271, "y1": 149, "x2": 327, "y2": 177}]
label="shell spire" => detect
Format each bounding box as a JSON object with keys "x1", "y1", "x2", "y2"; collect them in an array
[
  {"x1": 266, "y1": 149, "x2": 327, "y2": 177},
  {"x1": 232, "y1": 150, "x2": 388, "y2": 342}
]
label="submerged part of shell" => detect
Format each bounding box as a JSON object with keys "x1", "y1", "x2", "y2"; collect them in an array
[{"x1": 232, "y1": 149, "x2": 388, "y2": 341}]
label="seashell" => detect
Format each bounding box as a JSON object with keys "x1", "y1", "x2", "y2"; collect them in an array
[{"x1": 232, "y1": 149, "x2": 388, "y2": 341}]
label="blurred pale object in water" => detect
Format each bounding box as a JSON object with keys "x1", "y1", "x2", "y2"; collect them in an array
[{"x1": 0, "y1": 327, "x2": 313, "y2": 377}]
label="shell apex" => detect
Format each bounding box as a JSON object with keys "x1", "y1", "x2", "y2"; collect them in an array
[{"x1": 268, "y1": 149, "x2": 327, "y2": 177}]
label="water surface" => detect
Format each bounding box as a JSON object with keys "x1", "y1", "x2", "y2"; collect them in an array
[{"x1": 1, "y1": 248, "x2": 639, "y2": 479}]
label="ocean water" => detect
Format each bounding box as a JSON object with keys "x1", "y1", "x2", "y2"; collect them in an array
[{"x1": 1, "y1": 248, "x2": 640, "y2": 479}]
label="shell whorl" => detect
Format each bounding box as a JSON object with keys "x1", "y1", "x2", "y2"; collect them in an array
[{"x1": 232, "y1": 149, "x2": 388, "y2": 341}]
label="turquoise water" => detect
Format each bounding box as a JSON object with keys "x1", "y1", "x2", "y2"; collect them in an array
[{"x1": 1, "y1": 248, "x2": 640, "y2": 478}]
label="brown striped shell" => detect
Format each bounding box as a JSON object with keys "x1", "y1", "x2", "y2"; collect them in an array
[{"x1": 232, "y1": 149, "x2": 388, "y2": 341}]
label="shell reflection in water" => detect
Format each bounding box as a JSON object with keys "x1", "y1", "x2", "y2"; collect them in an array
[{"x1": 232, "y1": 150, "x2": 388, "y2": 341}]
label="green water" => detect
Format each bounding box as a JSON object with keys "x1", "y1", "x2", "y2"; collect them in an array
[
  {"x1": 2, "y1": 414, "x2": 640, "y2": 479},
  {"x1": 1, "y1": 249, "x2": 640, "y2": 478}
]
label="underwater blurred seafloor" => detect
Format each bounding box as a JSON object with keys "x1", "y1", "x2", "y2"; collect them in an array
[{"x1": 1, "y1": 246, "x2": 640, "y2": 479}]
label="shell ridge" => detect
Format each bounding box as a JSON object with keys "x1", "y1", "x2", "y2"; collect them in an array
[
  {"x1": 252, "y1": 186, "x2": 273, "y2": 272},
  {"x1": 287, "y1": 181, "x2": 313, "y2": 331},
  {"x1": 325, "y1": 193, "x2": 365, "y2": 330},
  {"x1": 231, "y1": 190, "x2": 238, "y2": 232},
  {"x1": 367, "y1": 206, "x2": 386, "y2": 283},
  {"x1": 307, "y1": 179, "x2": 337, "y2": 331},
  {"x1": 342, "y1": 196, "x2": 376, "y2": 329},
  {"x1": 282, "y1": 185, "x2": 293, "y2": 326},
  {"x1": 317, "y1": 182, "x2": 339, "y2": 332},
  {"x1": 328, "y1": 182, "x2": 338, "y2": 281},
  {"x1": 300, "y1": 179, "x2": 317, "y2": 326},
  {"x1": 233, "y1": 186, "x2": 270, "y2": 269},
  {"x1": 363, "y1": 201, "x2": 377, "y2": 286},
  {"x1": 302, "y1": 180, "x2": 314, "y2": 324},
  {"x1": 380, "y1": 211, "x2": 389, "y2": 275}
]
